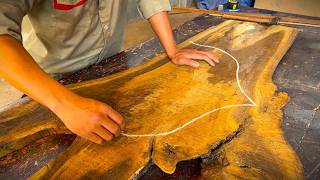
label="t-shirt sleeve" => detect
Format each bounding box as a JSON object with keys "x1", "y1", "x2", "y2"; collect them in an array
[
  {"x1": 0, "y1": 0, "x2": 34, "y2": 41},
  {"x1": 136, "y1": 0, "x2": 172, "y2": 19}
]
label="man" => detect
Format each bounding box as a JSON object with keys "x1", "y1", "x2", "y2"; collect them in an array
[{"x1": 0, "y1": 0, "x2": 218, "y2": 144}]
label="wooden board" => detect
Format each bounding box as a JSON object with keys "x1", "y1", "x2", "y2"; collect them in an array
[
  {"x1": 0, "y1": 20, "x2": 302, "y2": 179},
  {"x1": 173, "y1": 7, "x2": 320, "y2": 27}
]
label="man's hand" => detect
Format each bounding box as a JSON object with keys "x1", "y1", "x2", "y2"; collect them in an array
[
  {"x1": 53, "y1": 95, "x2": 125, "y2": 144},
  {"x1": 148, "y1": 12, "x2": 219, "y2": 68},
  {"x1": 0, "y1": 35, "x2": 125, "y2": 145},
  {"x1": 169, "y1": 49, "x2": 219, "y2": 68}
]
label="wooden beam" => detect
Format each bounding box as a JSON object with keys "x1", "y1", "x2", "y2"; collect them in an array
[{"x1": 173, "y1": 7, "x2": 320, "y2": 27}]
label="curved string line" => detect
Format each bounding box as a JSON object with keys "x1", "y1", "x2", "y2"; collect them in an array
[
  {"x1": 121, "y1": 41, "x2": 256, "y2": 138},
  {"x1": 190, "y1": 41, "x2": 256, "y2": 106}
]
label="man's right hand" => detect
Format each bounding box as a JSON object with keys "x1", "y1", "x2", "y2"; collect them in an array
[
  {"x1": 52, "y1": 94, "x2": 125, "y2": 144},
  {"x1": 0, "y1": 35, "x2": 125, "y2": 144}
]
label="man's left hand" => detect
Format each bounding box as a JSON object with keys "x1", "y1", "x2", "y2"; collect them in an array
[{"x1": 169, "y1": 49, "x2": 219, "y2": 68}]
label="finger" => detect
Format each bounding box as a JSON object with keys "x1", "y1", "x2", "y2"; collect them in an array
[
  {"x1": 94, "y1": 125, "x2": 114, "y2": 141},
  {"x1": 85, "y1": 132, "x2": 104, "y2": 144},
  {"x1": 102, "y1": 105, "x2": 125, "y2": 130},
  {"x1": 99, "y1": 117, "x2": 121, "y2": 137},
  {"x1": 179, "y1": 58, "x2": 200, "y2": 68},
  {"x1": 198, "y1": 51, "x2": 220, "y2": 63},
  {"x1": 184, "y1": 52, "x2": 215, "y2": 66}
]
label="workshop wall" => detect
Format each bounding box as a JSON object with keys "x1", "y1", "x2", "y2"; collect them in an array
[{"x1": 255, "y1": 0, "x2": 320, "y2": 17}]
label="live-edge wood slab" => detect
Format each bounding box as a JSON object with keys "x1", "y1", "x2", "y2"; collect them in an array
[{"x1": 0, "y1": 20, "x2": 302, "y2": 179}]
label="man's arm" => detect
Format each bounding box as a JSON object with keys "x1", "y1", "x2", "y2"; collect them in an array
[
  {"x1": 0, "y1": 35, "x2": 124, "y2": 144},
  {"x1": 149, "y1": 11, "x2": 219, "y2": 67}
]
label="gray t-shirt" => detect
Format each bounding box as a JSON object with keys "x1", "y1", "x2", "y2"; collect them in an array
[{"x1": 0, "y1": 0, "x2": 171, "y2": 74}]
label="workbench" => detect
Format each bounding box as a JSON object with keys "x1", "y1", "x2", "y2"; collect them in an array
[{"x1": 0, "y1": 7, "x2": 319, "y2": 179}]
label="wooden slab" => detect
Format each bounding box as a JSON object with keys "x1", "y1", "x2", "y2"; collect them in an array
[{"x1": 0, "y1": 20, "x2": 302, "y2": 179}]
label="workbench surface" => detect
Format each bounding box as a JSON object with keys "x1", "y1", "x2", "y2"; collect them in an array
[{"x1": 0, "y1": 7, "x2": 319, "y2": 179}]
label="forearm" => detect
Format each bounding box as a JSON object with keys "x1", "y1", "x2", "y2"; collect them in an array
[
  {"x1": 0, "y1": 35, "x2": 76, "y2": 110},
  {"x1": 149, "y1": 11, "x2": 177, "y2": 58},
  {"x1": 148, "y1": 12, "x2": 218, "y2": 68}
]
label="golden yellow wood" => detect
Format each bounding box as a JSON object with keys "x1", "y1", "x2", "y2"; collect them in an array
[{"x1": 0, "y1": 20, "x2": 302, "y2": 179}]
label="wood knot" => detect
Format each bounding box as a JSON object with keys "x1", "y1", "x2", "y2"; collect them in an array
[{"x1": 163, "y1": 143, "x2": 176, "y2": 157}]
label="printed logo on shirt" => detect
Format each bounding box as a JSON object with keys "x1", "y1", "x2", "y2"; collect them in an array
[{"x1": 54, "y1": 0, "x2": 87, "y2": 10}]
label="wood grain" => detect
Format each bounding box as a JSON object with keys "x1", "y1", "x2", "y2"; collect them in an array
[{"x1": 0, "y1": 20, "x2": 302, "y2": 179}]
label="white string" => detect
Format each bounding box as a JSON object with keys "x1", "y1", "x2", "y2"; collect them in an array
[{"x1": 121, "y1": 41, "x2": 256, "y2": 138}]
